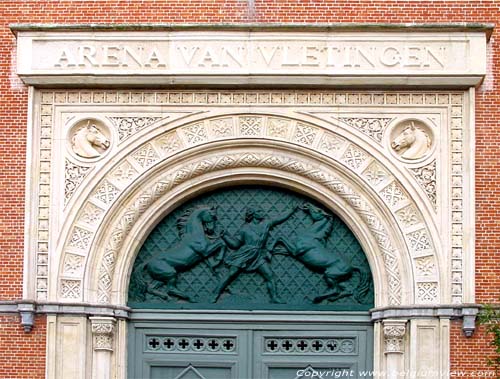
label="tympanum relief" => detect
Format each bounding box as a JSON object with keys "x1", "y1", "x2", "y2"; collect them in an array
[{"x1": 128, "y1": 188, "x2": 374, "y2": 310}]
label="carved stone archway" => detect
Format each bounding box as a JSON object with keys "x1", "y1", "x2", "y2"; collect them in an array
[
  {"x1": 12, "y1": 21, "x2": 488, "y2": 379},
  {"x1": 55, "y1": 113, "x2": 444, "y2": 309},
  {"x1": 88, "y1": 143, "x2": 412, "y2": 307}
]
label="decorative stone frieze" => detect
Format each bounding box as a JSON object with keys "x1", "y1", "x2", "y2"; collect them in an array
[
  {"x1": 410, "y1": 160, "x2": 437, "y2": 209},
  {"x1": 109, "y1": 116, "x2": 162, "y2": 142},
  {"x1": 64, "y1": 159, "x2": 92, "y2": 205}
]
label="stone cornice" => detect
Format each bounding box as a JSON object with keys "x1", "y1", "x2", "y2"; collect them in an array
[
  {"x1": 0, "y1": 300, "x2": 481, "y2": 336},
  {"x1": 370, "y1": 304, "x2": 480, "y2": 320},
  {"x1": 9, "y1": 23, "x2": 495, "y2": 40}
]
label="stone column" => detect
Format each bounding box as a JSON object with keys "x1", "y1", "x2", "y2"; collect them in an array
[
  {"x1": 90, "y1": 316, "x2": 116, "y2": 379},
  {"x1": 383, "y1": 319, "x2": 407, "y2": 379}
]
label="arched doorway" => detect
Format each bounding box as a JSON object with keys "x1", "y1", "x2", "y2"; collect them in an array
[{"x1": 127, "y1": 186, "x2": 374, "y2": 378}]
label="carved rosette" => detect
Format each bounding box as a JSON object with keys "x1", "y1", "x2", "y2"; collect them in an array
[
  {"x1": 90, "y1": 317, "x2": 116, "y2": 352},
  {"x1": 383, "y1": 320, "x2": 407, "y2": 354}
]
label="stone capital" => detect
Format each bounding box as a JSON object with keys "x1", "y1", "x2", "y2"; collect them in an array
[
  {"x1": 90, "y1": 316, "x2": 116, "y2": 352},
  {"x1": 382, "y1": 319, "x2": 407, "y2": 354}
]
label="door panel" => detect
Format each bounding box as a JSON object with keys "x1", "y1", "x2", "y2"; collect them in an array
[
  {"x1": 129, "y1": 322, "x2": 373, "y2": 379},
  {"x1": 131, "y1": 328, "x2": 250, "y2": 379},
  {"x1": 254, "y1": 329, "x2": 370, "y2": 379},
  {"x1": 150, "y1": 363, "x2": 234, "y2": 379}
]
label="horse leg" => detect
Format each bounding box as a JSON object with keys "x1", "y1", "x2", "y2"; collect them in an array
[
  {"x1": 166, "y1": 277, "x2": 194, "y2": 302},
  {"x1": 205, "y1": 243, "x2": 226, "y2": 272},
  {"x1": 147, "y1": 260, "x2": 193, "y2": 301},
  {"x1": 146, "y1": 280, "x2": 172, "y2": 300},
  {"x1": 313, "y1": 290, "x2": 352, "y2": 304},
  {"x1": 313, "y1": 273, "x2": 352, "y2": 304}
]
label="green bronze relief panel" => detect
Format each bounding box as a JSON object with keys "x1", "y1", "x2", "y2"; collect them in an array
[{"x1": 128, "y1": 186, "x2": 374, "y2": 310}]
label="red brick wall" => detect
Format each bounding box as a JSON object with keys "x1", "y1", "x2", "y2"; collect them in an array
[
  {"x1": 0, "y1": 315, "x2": 46, "y2": 379},
  {"x1": 0, "y1": 1, "x2": 498, "y2": 377}
]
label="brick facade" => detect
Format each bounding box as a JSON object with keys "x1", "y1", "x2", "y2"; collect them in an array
[{"x1": 0, "y1": 1, "x2": 498, "y2": 378}]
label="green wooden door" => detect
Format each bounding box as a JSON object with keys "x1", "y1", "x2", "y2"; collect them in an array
[{"x1": 128, "y1": 319, "x2": 373, "y2": 379}]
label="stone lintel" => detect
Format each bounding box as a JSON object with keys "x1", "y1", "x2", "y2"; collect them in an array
[{"x1": 13, "y1": 28, "x2": 488, "y2": 87}]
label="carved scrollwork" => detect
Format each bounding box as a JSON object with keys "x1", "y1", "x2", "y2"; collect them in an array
[
  {"x1": 339, "y1": 117, "x2": 392, "y2": 143},
  {"x1": 65, "y1": 159, "x2": 91, "y2": 204},
  {"x1": 110, "y1": 116, "x2": 162, "y2": 142},
  {"x1": 410, "y1": 160, "x2": 437, "y2": 209}
]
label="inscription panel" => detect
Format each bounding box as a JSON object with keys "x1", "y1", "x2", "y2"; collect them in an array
[{"x1": 15, "y1": 30, "x2": 487, "y2": 86}]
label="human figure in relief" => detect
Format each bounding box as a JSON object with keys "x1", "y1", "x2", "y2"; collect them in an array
[{"x1": 211, "y1": 206, "x2": 299, "y2": 303}]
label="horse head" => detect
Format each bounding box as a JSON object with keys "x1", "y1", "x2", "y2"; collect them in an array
[
  {"x1": 199, "y1": 206, "x2": 218, "y2": 236},
  {"x1": 391, "y1": 122, "x2": 431, "y2": 159},
  {"x1": 72, "y1": 122, "x2": 110, "y2": 158},
  {"x1": 301, "y1": 203, "x2": 329, "y2": 221},
  {"x1": 86, "y1": 124, "x2": 110, "y2": 150},
  {"x1": 391, "y1": 122, "x2": 416, "y2": 151},
  {"x1": 178, "y1": 206, "x2": 218, "y2": 238}
]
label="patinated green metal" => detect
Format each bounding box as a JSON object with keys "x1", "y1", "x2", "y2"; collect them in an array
[{"x1": 128, "y1": 186, "x2": 374, "y2": 310}]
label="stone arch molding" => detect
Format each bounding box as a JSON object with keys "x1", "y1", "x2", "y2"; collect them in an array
[{"x1": 57, "y1": 112, "x2": 443, "y2": 307}]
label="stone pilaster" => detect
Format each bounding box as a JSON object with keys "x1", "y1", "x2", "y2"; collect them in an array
[
  {"x1": 90, "y1": 317, "x2": 116, "y2": 379},
  {"x1": 383, "y1": 319, "x2": 407, "y2": 379}
]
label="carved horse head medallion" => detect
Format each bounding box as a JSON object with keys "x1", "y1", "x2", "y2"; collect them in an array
[
  {"x1": 391, "y1": 121, "x2": 431, "y2": 160},
  {"x1": 71, "y1": 122, "x2": 110, "y2": 159}
]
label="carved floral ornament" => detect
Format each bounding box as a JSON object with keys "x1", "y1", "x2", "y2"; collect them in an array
[
  {"x1": 35, "y1": 91, "x2": 466, "y2": 310},
  {"x1": 383, "y1": 321, "x2": 407, "y2": 354},
  {"x1": 90, "y1": 317, "x2": 116, "y2": 352}
]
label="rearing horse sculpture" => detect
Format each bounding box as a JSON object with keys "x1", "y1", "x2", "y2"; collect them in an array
[
  {"x1": 135, "y1": 206, "x2": 226, "y2": 302},
  {"x1": 272, "y1": 203, "x2": 371, "y2": 304}
]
